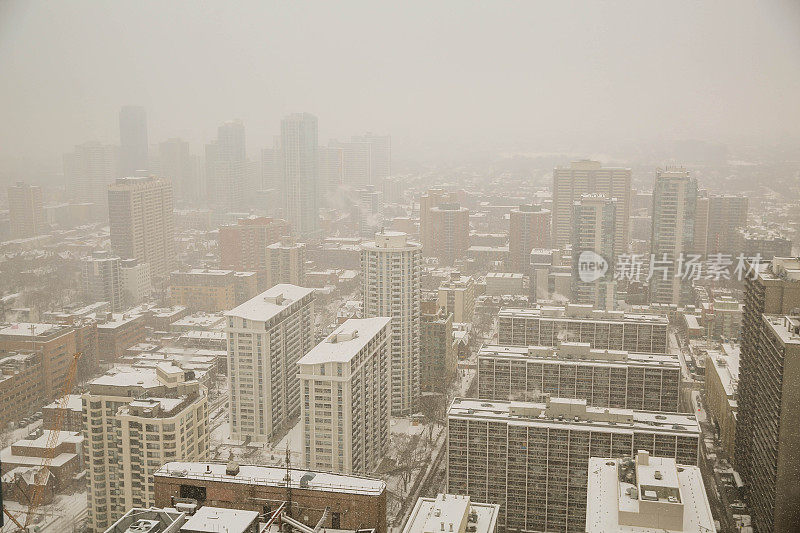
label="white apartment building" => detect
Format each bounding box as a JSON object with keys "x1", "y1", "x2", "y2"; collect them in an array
[
  {"x1": 446, "y1": 397, "x2": 700, "y2": 533},
  {"x1": 81, "y1": 251, "x2": 123, "y2": 311},
  {"x1": 498, "y1": 305, "x2": 669, "y2": 354},
  {"x1": 298, "y1": 317, "x2": 391, "y2": 475},
  {"x1": 586, "y1": 451, "x2": 715, "y2": 532},
  {"x1": 477, "y1": 342, "x2": 681, "y2": 411},
  {"x1": 403, "y1": 493, "x2": 500, "y2": 533},
  {"x1": 120, "y1": 258, "x2": 151, "y2": 307},
  {"x1": 83, "y1": 364, "x2": 208, "y2": 532},
  {"x1": 570, "y1": 194, "x2": 617, "y2": 310},
  {"x1": 226, "y1": 284, "x2": 315, "y2": 441},
  {"x1": 438, "y1": 273, "x2": 475, "y2": 323},
  {"x1": 361, "y1": 231, "x2": 421, "y2": 416}
]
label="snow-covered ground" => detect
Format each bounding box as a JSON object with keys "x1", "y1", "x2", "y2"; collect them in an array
[{"x1": 1, "y1": 490, "x2": 87, "y2": 533}]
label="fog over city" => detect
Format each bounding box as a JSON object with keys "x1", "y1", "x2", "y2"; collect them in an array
[{"x1": 1, "y1": 3, "x2": 799, "y2": 533}]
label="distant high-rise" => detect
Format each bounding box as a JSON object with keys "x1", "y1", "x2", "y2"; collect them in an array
[
  {"x1": 361, "y1": 231, "x2": 422, "y2": 416},
  {"x1": 649, "y1": 167, "x2": 697, "y2": 305},
  {"x1": 119, "y1": 105, "x2": 148, "y2": 176},
  {"x1": 330, "y1": 140, "x2": 373, "y2": 187},
  {"x1": 206, "y1": 120, "x2": 246, "y2": 214},
  {"x1": 108, "y1": 176, "x2": 175, "y2": 281},
  {"x1": 266, "y1": 239, "x2": 306, "y2": 288},
  {"x1": 226, "y1": 285, "x2": 315, "y2": 441},
  {"x1": 508, "y1": 204, "x2": 550, "y2": 273},
  {"x1": 81, "y1": 251, "x2": 122, "y2": 311},
  {"x1": 552, "y1": 160, "x2": 631, "y2": 255},
  {"x1": 219, "y1": 216, "x2": 288, "y2": 272},
  {"x1": 693, "y1": 190, "x2": 709, "y2": 254},
  {"x1": 419, "y1": 188, "x2": 452, "y2": 252},
  {"x1": 158, "y1": 138, "x2": 194, "y2": 201},
  {"x1": 298, "y1": 317, "x2": 391, "y2": 474},
  {"x1": 736, "y1": 257, "x2": 800, "y2": 533},
  {"x1": 571, "y1": 194, "x2": 617, "y2": 310},
  {"x1": 352, "y1": 132, "x2": 391, "y2": 183},
  {"x1": 429, "y1": 203, "x2": 470, "y2": 265},
  {"x1": 282, "y1": 113, "x2": 320, "y2": 238},
  {"x1": 358, "y1": 185, "x2": 384, "y2": 238},
  {"x1": 261, "y1": 137, "x2": 284, "y2": 195},
  {"x1": 706, "y1": 194, "x2": 748, "y2": 254},
  {"x1": 7, "y1": 181, "x2": 45, "y2": 238},
  {"x1": 63, "y1": 141, "x2": 118, "y2": 215},
  {"x1": 318, "y1": 145, "x2": 343, "y2": 199}
]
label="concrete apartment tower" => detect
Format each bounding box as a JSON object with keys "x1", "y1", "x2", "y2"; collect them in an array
[
  {"x1": 225, "y1": 284, "x2": 315, "y2": 441},
  {"x1": 648, "y1": 167, "x2": 697, "y2": 305},
  {"x1": 361, "y1": 231, "x2": 422, "y2": 416},
  {"x1": 108, "y1": 176, "x2": 175, "y2": 281},
  {"x1": 282, "y1": 113, "x2": 320, "y2": 238},
  {"x1": 552, "y1": 160, "x2": 631, "y2": 255},
  {"x1": 7, "y1": 181, "x2": 45, "y2": 238},
  {"x1": 570, "y1": 194, "x2": 617, "y2": 310},
  {"x1": 508, "y1": 204, "x2": 551, "y2": 273},
  {"x1": 298, "y1": 317, "x2": 391, "y2": 474}
]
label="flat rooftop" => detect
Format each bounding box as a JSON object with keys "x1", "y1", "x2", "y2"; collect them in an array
[
  {"x1": 181, "y1": 506, "x2": 258, "y2": 533},
  {"x1": 155, "y1": 462, "x2": 386, "y2": 496},
  {"x1": 586, "y1": 453, "x2": 715, "y2": 532},
  {"x1": 764, "y1": 315, "x2": 800, "y2": 345},
  {"x1": 225, "y1": 284, "x2": 314, "y2": 322},
  {"x1": 449, "y1": 397, "x2": 699, "y2": 436},
  {"x1": 88, "y1": 366, "x2": 162, "y2": 389},
  {"x1": 0, "y1": 322, "x2": 63, "y2": 337},
  {"x1": 403, "y1": 494, "x2": 499, "y2": 533},
  {"x1": 499, "y1": 306, "x2": 669, "y2": 324},
  {"x1": 479, "y1": 343, "x2": 680, "y2": 368},
  {"x1": 297, "y1": 317, "x2": 392, "y2": 365}
]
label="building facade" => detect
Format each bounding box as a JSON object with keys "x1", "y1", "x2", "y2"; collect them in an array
[
  {"x1": 420, "y1": 309, "x2": 455, "y2": 392},
  {"x1": 8, "y1": 181, "x2": 45, "y2": 238},
  {"x1": 570, "y1": 194, "x2": 617, "y2": 310},
  {"x1": 282, "y1": 113, "x2": 319, "y2": 238},
  {"x1": 298, "y1": 318, "x2": 391, "y2": 474},
  {"x1": 226, "y1": 284, "x2": 315, "y2": 441},
  {"x1": 266, "y1": 240, "x2": 306, "y2": 288},
  {"x1": 438, "y1": 274, "x2": 475, "y2": 323},
  {"x1": 361, "y1": 231, "x2": 422, "y2": 416},
  {"x1": 429, "y1": 204, "x2": 470, "y2": 265},
  {"x1": 508, "y1": 205, "x2": 550, "y2": 273},
  {"x1": 446, "y1": 397, "x2": 700, "y2": 533}
]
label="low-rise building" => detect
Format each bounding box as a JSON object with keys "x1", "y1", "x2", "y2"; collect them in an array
[
  {"x1": 42, "y1": 393, "x2": 83, "y2": 432},
  {"x1": 0, "y1": 351, "x2": 42, "y2": 429},
  {"x1": 585, "y1": 451, "x2": 715, "y2": 533},
  {"x1": 93, "y1": 311, "x2": 146, "y2": 364},
  {"x1": 403, "y1": 493, "x2": 499, "y2": 533},
  {"x1": 485, "y1": 272, "x2": 524, "y2": 296},
  {"x1": 1, "y1": 430, "x2": 84, "y2": 491},
  {"x1": 705, "y1": 347, "x2": 739, "y2": 458}
]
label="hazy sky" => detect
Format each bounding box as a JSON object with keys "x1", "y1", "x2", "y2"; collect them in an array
[{"x1": 1, "y1": 1, "x2": 799, "y2": 159}]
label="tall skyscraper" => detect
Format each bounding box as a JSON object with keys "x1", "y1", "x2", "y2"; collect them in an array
[
  {"x1": 736, "y1": 257, "x2": 800, "y2": 533},
  {"x1": 206, "y1": 120, "x2": 246, "y2": 214},
  {"x1": 83, "y1": 366, "x2": 208, "y2": 532},
  {"x1": 361, "y1": 231, "x2": 422, "y2": 416},
  {"x1": 7, "y1": 181, "x2": 45, "y2": 238},
  {"x1": 63, "y1": 141, "x2": 118, "y2": 215},
  {"x1": 225, "y1": 284, "x2": 315, "y2": 441},
  {"x1": 649, "y1": 167, "x2": 697, "y2": 305},
  {"x1": 158, "y1": 138, "x2": 194, "y2": 201},
  {"x1": 552, "y1": 160, "x2": 631, "y2": 255},
  {"x1": 352, "y1": 132, "x2": 391, "y2": 183},
  {"x1": 108, "y1": 176, "x2": 175, "y2": 281},
  {"x1": 429, "y1": 203, "x2": 470, "y2": 265},
  {"x1": 119, "y1": 105, "x2": 148, "y2": 176},
  {"x1": 571, "y1": 194, "x2": 617, "y2": 310},
  {"x1": 282, "y1": 113, "x2": 320, "y2": 238},
  {"x1": 298, "y1": 317, "x2": 391, "y2": 474},
  {"x1": 508, "y1": 204, "x2": 550, "y2": 273},
  {"x1": 706, "y1": 194, "x2": 748, "y2": 254}
]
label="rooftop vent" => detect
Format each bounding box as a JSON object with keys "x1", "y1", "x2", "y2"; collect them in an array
[{"x1": 225, "y1": 461, "x2": 240, "y2": 476}]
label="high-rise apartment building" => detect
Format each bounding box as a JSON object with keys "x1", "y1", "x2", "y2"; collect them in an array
[
  {"x1": 706, "y1": 194, "x2": 748, "y2": 254},
  {"x1": 571, "y1": 194, "x2": 617, "y2": 310},
  {"x1": 692, "y1": 191, "x2": 709, "y2": 255},
  {"x1": 298, "y1": 317, "x2": 391, "y2": 474},
  {"x1": 420, "y1": 308, "x2": 455, "y2": 393},
  {"x1": 64, "y1": 141, "x2": 118, "y2": 215},
  {"x1": 419, "y1": 188, "x2": 455, "y2": 252},
  {"x1": 226, "y1": 284, "x2": 315, "y2": 441},
  {"x1": 158, "y1": 138, "x2": 195, "y2": 201},
  {"x1": 477, "y1": 342, "x2": 680, "y2": 411},
  {"x1": 649, "y1": 167, "x2": 697, "y2": 305},
  {"x1": 329, "y1": 140, "x2": 373, "y2": 187},
  {"x1": 282, "y1": 113, "x2": 319, "y2": 238},
  {"x1": 736, "y1": 257, "x2": 800, "y2": 533},
  {"x1": 585, "y1": 451, "x2": 715, "y2": 533},
  {"x1": 169, "y1": 269, "x2": 237, "y2": 312},
  {"x1": 358, "y1": 185, "x2": 384, "y2": 238},
  {"x1": 438, "y1": 273, "x2": 475, "y2": 323},
  {"x1": 318, "y1": 145, "x2": 343, "y2": 199},
  {"x1": 119, "y1": 105, "x2": 148, "y2": 176},
  {"x1": 508, "y1": 204, "x2": 550, "y2": 273},
  {"x1": 446, "y1": 397, "x2": 700, "y2": 532},
  {"x1": 218, "y1": 217, "x2": 289, "y2": 272},
  {"x1": 108, "y1": 176, "x2": 175, "y2": 281},
  {"x1": 265, "y1": 240, "x2": 306, "y2": 288},
  {"x1": 262, "y1": 142, "x2": 285, "y2": 195},
  {"x1": 120, "y1": 258, "x2": 151, "y2": 307},
  {"x1": 7, "y1": 181, "x2": 45, "y2": 238},
  {"x1": 352, "y1": 132, "x2": 391, "y2": 184},
  {"x1": 81, "y1": 251, "x2": 123, "y2": 311},
  {"x1": 429, "y1": 203, "x2": 470, "y2": 265},
  {"x1": 361, "y1": 231, "x2": 422, "y2": 416},
  {"x1": 205, "y1": 120, "x2": 247, "y2": 214},
  {"x1": 498, "y1": 305, "x2": 669, "y2": 353},
  {"x1": 83, "y1": 365, "x2": 208, "y2": 532},
  {"x1": 552, "y1": 160, "x2": 631, "y2": 255}
]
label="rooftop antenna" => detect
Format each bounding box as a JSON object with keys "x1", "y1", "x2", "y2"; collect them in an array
[{"x1": 284, "y1": 444, "x2": 292, "y2": 520}]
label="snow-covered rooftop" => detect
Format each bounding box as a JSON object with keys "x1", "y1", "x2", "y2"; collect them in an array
[
  {"x1": 225, "y1": 284, "x2": 314, "y2": 322},
  {"x1": 297, "y1": 317, "x2": 391, "y2": 365}
]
